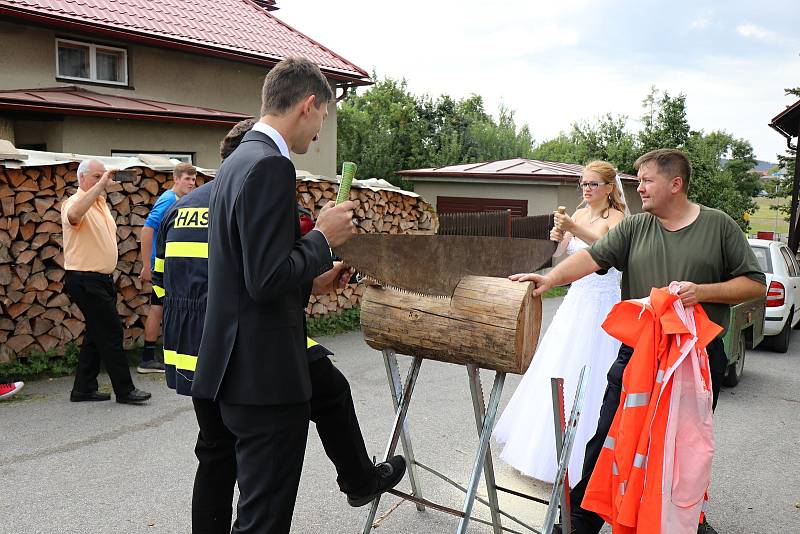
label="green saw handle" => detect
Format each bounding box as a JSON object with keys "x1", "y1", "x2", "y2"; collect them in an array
[{"x1": 336, "y1": 161, "x2": 357, "y2": 204}]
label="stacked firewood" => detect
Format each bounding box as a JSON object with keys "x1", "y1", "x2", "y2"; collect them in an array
[
  {"x1": 0, "y1": 163, "x2": 207, "y2": 362},
  {"x1": 0, "y1": 165, "x2": 435, "y2": 361},
  {"x1": 297, "y1": 177, "x2": 437, "y2": 317}
]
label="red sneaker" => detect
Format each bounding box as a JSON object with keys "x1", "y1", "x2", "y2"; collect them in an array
[{"x1": 0, "y1": 381, "x2": 24, "y2": 400}]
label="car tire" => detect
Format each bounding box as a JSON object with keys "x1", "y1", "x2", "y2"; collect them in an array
[
  {"x1": 723, "y1": 334, "x2": 745, "y2": 387},
  {"x1": 770, "y1": 310, "x2": 792, "y2": 353}
]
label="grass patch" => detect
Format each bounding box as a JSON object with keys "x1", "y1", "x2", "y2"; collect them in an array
[
  {"x1": 0, "y1": 343, "x2": 80, "y2": 383},
  {"x1": 750, "y1": 196, "x2": 789, "y2": 235},
  {"x1": 544, "y1": 286, "x2": 568, "y2": 298},
  {"x1": 307, "y1": 307, "x2": 361, "y2": 337}
]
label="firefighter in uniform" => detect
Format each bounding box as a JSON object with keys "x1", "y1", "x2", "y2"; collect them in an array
[{"x1": 153, "y1": 174, "x2": 404, "y2": 534}]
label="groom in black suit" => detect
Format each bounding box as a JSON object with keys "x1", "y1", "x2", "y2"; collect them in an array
[{"x1": 193, "y1": 58, "x2": 391, "y2": 533}]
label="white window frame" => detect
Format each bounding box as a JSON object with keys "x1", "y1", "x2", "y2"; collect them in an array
[{"x1": 55, "y1": 38, "x2": 128, "y2": 86}]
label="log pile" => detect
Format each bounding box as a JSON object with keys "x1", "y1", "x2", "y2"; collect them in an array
[
  {"x1": 296, "y1": 177, "x2": 437, "y2": 317},
  {"x1": 0, "y1": 163, "x2": 208, "y2": 362},
  {"x1": 0, "y1": 165, "x2": 436, "y2": 361}
]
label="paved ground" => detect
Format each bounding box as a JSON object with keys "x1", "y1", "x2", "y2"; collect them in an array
[{"x1": 2, "y1": 297, "x2": 799, "y2": 533}]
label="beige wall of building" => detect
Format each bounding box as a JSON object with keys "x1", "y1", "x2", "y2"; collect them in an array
[
  {"x1": 410, "y1": 179, "x2": 642, "y2": 216},
  {"x1": 0, "y1": 20, "x2": 338, "y2": 176}
]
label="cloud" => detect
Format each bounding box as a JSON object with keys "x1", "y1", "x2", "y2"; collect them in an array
[
  {"x1": 736, "y1": 23, "x2": 778, "y2": 42},
  {"x1": 690, "y1": 10, "x2": 713, "y2": 30},
  {"x1": 275, "y1": 0, "x2": 800, "y2": 161}
]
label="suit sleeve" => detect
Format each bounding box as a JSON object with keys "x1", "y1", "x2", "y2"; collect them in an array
[
  {"x1": 236, "y1": 156, "x2": 333, "y2": 303},
  {"x1": 152, "y1": 206, "x2": 176, "y2": 298}
]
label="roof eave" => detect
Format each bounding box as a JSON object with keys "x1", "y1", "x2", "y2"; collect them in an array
[
  {"x1": 0, "y1": 102, "x2": 247, "y2": 127},
  {"x1": 0, "y1": 6, "x2": 373, "y2": 86},
  {"x1": 769, "y1": 99, "x2": 800, "y2": 139},
  {"x1": 398, "y1": 171, "x2": 638, "y2": 182}
]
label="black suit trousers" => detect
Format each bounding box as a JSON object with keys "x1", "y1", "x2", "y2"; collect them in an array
[
  {"x1": 192, "y1": 398, "x2": 237, "y2": 534},
  {"x1": 309, "y1": 356, "x2": 375, "y2": 494},
  {"x1": 569, "y1": 339, "x2": 727, "y2": 533},
  {"x1": 64, "y1": 271, "x2": 135, "y2": 397},
  {"x1": 191, "y1": 357, "x2": 375, "y2": 534},
  {"x1": 219, "y1": 400, "x2": 310, "y2": 534}
]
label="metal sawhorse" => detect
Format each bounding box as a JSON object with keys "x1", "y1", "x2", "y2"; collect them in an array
[{"x1": 362, "y1": 349, "x2": 589, "y2": 534}]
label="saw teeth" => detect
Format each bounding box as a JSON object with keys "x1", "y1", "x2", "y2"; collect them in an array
[{"x1": 354, "y1": 272, "x2": 449, "y2": 299}]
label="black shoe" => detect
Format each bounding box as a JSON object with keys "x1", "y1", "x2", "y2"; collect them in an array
[
  {"x1": 116, "y1": 388, "x2": 152, "y2": 404},
  {"x1": 698, "y1": 518, "x2": 718, "y2": 534},
  {"x1": 347, "y1": 455, "x2": 406, "y2": 507},
  {"x1": 70, "y1": 391, "x2": 111, "y2": 402}
]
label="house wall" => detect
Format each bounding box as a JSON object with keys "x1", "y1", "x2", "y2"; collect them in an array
[
  {"x1": 410, "y1": 179, "x2": 643, "y2": 216},
  {"x1": 0, "y1": 20, "x2": 338, "y2": 175}
]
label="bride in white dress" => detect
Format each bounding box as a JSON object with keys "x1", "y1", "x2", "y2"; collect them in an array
[{"x1": 493, "y1": 160, "x2": 628, "y2": 486}]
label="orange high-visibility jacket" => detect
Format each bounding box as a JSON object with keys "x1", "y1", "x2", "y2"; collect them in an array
[{"x1": 582, "y1": 284, "x2": 722, "y2": 533}]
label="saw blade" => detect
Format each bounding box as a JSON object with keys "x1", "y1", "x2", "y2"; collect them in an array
[{"x1": 334, "y1": 234, "x2": 556, "y2": 297}]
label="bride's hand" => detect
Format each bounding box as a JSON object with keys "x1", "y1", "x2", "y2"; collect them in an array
[
  {"x1": 554, "y1": 211, "x2": 574, "y2": 232},
  {"x1": 550, "y1": 227, "x2": 564, "y2": 242},
  {"x1": 509, "y1": 273, "x2": 552, "y2": 297}
]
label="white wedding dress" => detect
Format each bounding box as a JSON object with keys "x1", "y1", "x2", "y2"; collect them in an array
[{"x1": 493, "y1": 236, "x2": 622, "y2": 486}]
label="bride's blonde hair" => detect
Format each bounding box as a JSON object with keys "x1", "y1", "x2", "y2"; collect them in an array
[{"x1": 578, "y1": 160, "x2": 626, "y2": 215}]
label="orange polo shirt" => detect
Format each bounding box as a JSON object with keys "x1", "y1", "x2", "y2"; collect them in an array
[{"x1": 61, "y1": 189, "x2": 118, "y2": 274}]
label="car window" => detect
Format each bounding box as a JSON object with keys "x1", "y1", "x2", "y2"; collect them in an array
[
  {"x1": 780, "y1": 247, "x2": 798, "y2": 277},
  {"x1": 750, "y1": 246, "x2": 772, "y2": 274}
]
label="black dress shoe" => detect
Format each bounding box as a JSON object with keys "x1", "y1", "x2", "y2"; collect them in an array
[
  {"x1": 347, "y1": 455, "x2": 406, "y2": 507},
  {"x1": 116, "y1": 388, "x2": 152, "y2": 404},
  {"x1": 70, "y1": 391, "x2": 111, "y2": 402}
]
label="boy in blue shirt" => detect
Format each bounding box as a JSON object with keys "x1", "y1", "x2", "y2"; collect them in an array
[{"x1": 137, "y1": 162, "x2": 197, "y2": 372}]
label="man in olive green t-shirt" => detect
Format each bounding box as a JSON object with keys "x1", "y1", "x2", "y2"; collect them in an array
[{"x1": 512, "y1": 149, "x2": 765, "y2": 534}]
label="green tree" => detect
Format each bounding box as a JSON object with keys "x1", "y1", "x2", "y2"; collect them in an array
[
  {"x1": 532, "y1": 114, "x2": 638, "y2": 172},
  {"x1": 532, "y1": 87, "x2": 759, "y2": 229},
  {"x1": 337, "y1": 76, "x2": 535, "y2": 186},
  {"x1": 639, "y1": 88, "x2": 690, "y2": 152}
]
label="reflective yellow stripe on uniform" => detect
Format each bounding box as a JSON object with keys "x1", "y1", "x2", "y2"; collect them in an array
[
  {"x1": 152, "y1": 284, "x2": 166, "y2": 298},
  {"x1": 307, "y1": 338, "x2": 318, "y2": 348},
  {"x1": 165, "y1": 241, "x2": 209, "y2": 259},
  {"x1": 154, "y1": 257, "x2": 165, "y2": 273},
  {"x1": 163, "y1": 349, "x2": 198, "y2": 371}
]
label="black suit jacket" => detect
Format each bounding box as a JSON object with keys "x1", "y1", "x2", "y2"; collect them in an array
[{"x1": 192, "y1": 130, "x2": 333, "y2": 405}]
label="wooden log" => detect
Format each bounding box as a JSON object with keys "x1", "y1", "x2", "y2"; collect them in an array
[
  {"x1": 42, "y1": 308, "x2": 66, "y2": 323},
  {"x1": 42, "y1": 209, "x2": 60, "y2": 222},
  {"x1": 63, "y1": 318, "x2": 84, "y2": 338},
  {"x1": 38, "y1": 334, "x2": 60, "y2": 352},
  {"x1": 15, "y1": 191, "x2": 35, "y2": 204},
  {"x1": 48, "y1": 293, "x2": 70, "y2": 307},
  {"x1": 17, "y1": 250, "x2": 37, "y2": 264},
  {"x1": 0, "y1": 264, "x2": 11, "y2": 285},
  {"x1": 36, "y1": 221, "x2": 61, "y2": 234},
  {"x1": 6, "y1": 334, "x2": 34, "y2": 353},
  {"x1": 360, "y1": 276, "x2": 541, "y2": 374},
  {"x1": 1, "y1": 196, "x2": 14, "y2": 217},
  {"x1": 7, "y1": 302, "x2": 31, "y2": 319}
]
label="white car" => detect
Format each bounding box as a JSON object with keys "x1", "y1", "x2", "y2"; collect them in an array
[{"x1": 748, "y1": 238, "x2": 800, "y2": 353}]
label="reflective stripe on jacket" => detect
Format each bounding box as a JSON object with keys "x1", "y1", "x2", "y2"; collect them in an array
[{"x1": 582, "y1": 284, "x2": 722, "y2": 533}]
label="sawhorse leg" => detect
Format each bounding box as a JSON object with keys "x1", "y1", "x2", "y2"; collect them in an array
[
  {"x1": 362, "y1": 354, "x2": 423, "y2": 533},
  {"x1": 466, "y1": 364, "x2": 503, "y2": 534},
  {"x1": 457, "y1": 369, "x2": 506, "y2": 534},
  {"x1": 383, "y1": 349, "x2": 425, "y2": 511},
  {"x1": 542, "y1": 366, "x2": 590, "y2": 534}
]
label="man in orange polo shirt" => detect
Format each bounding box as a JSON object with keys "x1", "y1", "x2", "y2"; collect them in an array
[{"x1": 61, "y1": 159, "x2": 151, "y2": 405}]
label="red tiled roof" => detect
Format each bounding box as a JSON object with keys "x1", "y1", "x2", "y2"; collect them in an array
[
  {"x1": 0, "y1": 86, "x2": 251, "y2": 126},
  {"x1": 398, "y1": 158, "x2": 638, "y2": 182},
  {"x1": 0, "y1": 0, "x2": 370, "y2": 84}
]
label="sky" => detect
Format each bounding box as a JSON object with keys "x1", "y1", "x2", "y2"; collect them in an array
[{"x1": 276, "y1": 0, "x2": 800, "y2": 163}]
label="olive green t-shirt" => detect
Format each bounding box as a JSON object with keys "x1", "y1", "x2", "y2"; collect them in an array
[{"x1": 587, "y1": 205, "x2": 766, "y2": 334}]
